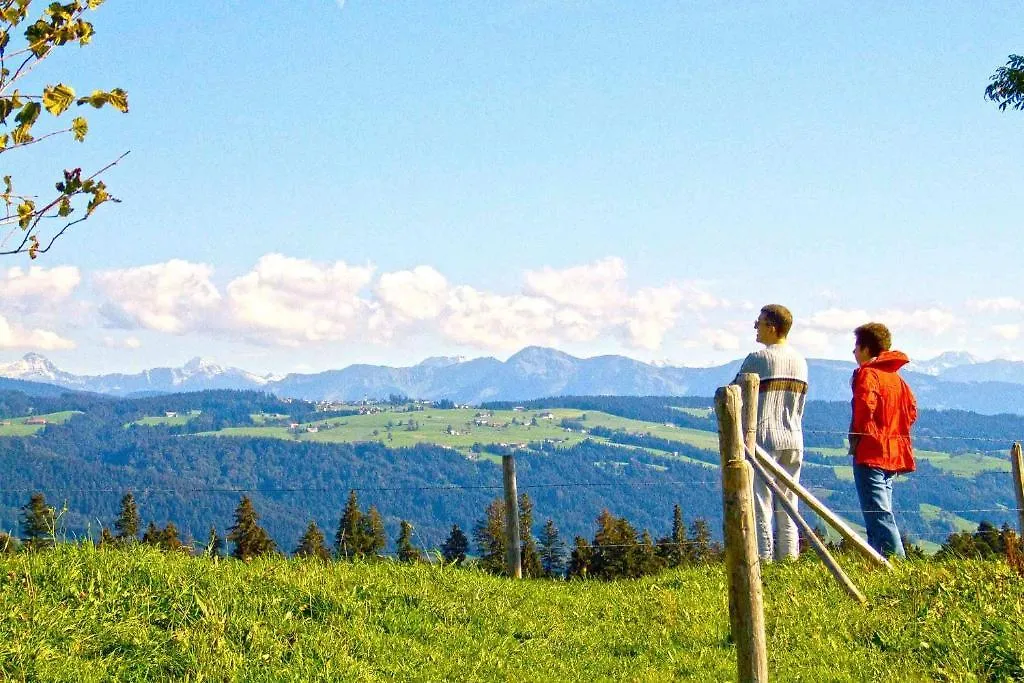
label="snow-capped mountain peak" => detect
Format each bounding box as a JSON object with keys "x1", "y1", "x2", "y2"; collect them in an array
[
  {"x1": 909, "y1": 351, "x2": 981, "y2": 376},
  {"x1": 0, "y1": 353, "x2": 77, "y2": 384}
]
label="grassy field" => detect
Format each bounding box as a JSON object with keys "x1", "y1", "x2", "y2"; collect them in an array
[
  {"x1": 0, "y1": 411, "x2": 80, "y2": 437},
  {"x1": 0, "y1": 544, "x2": 1021, "y2": 681}
]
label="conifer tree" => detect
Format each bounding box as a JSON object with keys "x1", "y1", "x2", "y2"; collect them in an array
[
  {"x1": 688, "y1": 518, "x2": 713, "y2": 563},
  {"x1": 114, "y1": 492, "x2": 140, "y2": 544},
  {"x1": 335, "y1": 490, "x2": 364, "y2": 560},
  {"x1": 141, "y1": 521, "x2": 161, "y2": 546},
  {"x1": 637, "y1": 530, "x2": 664, "y2": 576},
  {"x1": 591, "y1": 509, "x2": 639, "y2": 579},
  {"x1": 658, "y1": 504, "x2": 688, "y2": 568},
  {"x1": 227, "y1": 496, "x2": 277, "y2": 561},
  {"x1": 538, "y1": 518, "x2": 567, "y2": 578},
  {"x1": 567, "y1": 536, "x2": 592, "y2": 579},
  {"x1": 205, "y1": 525, "x2": 225, "y2": 559},
  {"x1": 360, "y1": 505, "x2": 387, "y2": 558},
  {"x1": 473, "y1": 499, "x2": 506, "y2": 574},
  {"x1": 518, "y1": 493, "x2": 543, "y2": 578},
  {"x1": 441, "y1": 523, "x2": 469, "y2": 566},
  {"x1": 294, "y1": 521, "x2": 331, "y2": 561},
  {"x1": 159, "y1": 522, "x2": 183, "y2": 552},
  {"x1": 98, "y1": 527, "x2": 115, "y2": 547},
  {"x1": 20, "y1": 492, "x2": 55, "y2": 550},
  {"x1": 396, "y1": 520, "x2": 421, "y2": 563}
]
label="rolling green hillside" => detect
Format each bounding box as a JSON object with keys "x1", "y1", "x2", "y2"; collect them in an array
[{"x1": 0, "y1": 544, "x2": 1021, "y2": 681}]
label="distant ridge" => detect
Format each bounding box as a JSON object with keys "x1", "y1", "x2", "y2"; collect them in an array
[{"x1": 2, "y1": 347, "x2": 1024, "y2": 414}]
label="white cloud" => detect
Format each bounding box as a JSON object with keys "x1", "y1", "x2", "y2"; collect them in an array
[
  {"x1": 700, "y1": 327, "x2": 741, "y2": 352},
  {"x1": 627, "y1": 286, "x2": 685, "y2": 350},
  {"x1": 524, "y1": 257, "x2": 629, "y2": 313},
  {"x1": 0, "y1": 314, "x2": 74, "y2": 350},
  {"x1": 373, "y1": 266, "x2": 448, "y2": 323},
  {"x1": 0, "y1": 265, "x2": 80, "y2": 309},
  {"x1": 441, "y1": 286, "x2": 557, "y2": 350},
  {"x1": 968, "y1": 297, "x2": 1023, "y2": 312},
  {"x1": 992, "y1": 324, "x2": 1020, "y2": 341},
  {"x1": 788, "y1": 328, "x2": 832, "y2": 356},
  {"x1": 102, "y1": 336, "x2": 142, "y2": 349},
  {"x1": 225, "y1": 254, "x2": 374, "y2": 345},
  {"x1": 808, "y1": 307, "x2": 956, "y2": 335},
  {"x1": 94, "y1": 260, "x2": 221, "y2": 334}
]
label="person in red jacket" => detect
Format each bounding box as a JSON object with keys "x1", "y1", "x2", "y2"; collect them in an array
[{"x1": 849, "y1": 322, "x2": 917, "y2": 558}]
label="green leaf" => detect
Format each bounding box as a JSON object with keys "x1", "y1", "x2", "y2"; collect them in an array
[
  {"x1": 14, "y1": 101, "x2": 40, "y2": 127},
  {"x1": 43, "y1": 83, "x2": 76, "y2": 116},
  {"x1": 0, "y1": 98, "x2": 12, "y2": 124},
  {"x1": 57, "y1": 197, "x2": 72, "y2": 217},
  {"x1": 88, "y1": 0, "x2": 105, "y2": 8},
  {"x1": 71, "y1": 116, "x2": 88, "y2": 142},
  {"x1": 78, "y1": 90, "x2": 107, "y2": 109},
  {"x1": 0, "y1": 134, "x2": 7, "y2": 150}
]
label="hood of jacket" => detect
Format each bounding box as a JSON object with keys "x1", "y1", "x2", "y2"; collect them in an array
[{"x1": 861, "y1": 350, "x2": 910, "y2": 373}]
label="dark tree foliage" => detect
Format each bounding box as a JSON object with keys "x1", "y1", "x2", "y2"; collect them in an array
[
  {"x1": 98, "y1": 527, "x2": 115, "y2": 547},
  {"x1": 361, "y1": 505, "x2": 387, "y2": 558},
  {"x1": 294, "y1": 521, "x2": 331, "y2": 561},
  {"x1": 473, "y1": 499, "x2": 506, "y2": 574},
  {"x1": 538, "y1": 518, "x2": 567, "y2": 577},
  {"x1": 441, "y1": 524, "x2": 469, "y2": 566},
  {"x1": 20, "y1": 492, "x2": 54, "y2": 549},
  {"x1": 567, "y1": 536, "x2": 592, "y2": 579},
  {"x1": 657, "y1": 504, "x2": 689, "y2": 568},
  {"x1": 114, "y1": 491, "x2": 140, "y2": 543},
  {"x1": 335, "y1": 490, "x2": 364, "y2": 560},
  {"x1": 205, "y1": 525, "x2": 224, "y2": 559},
  {"x1": 227, "y1": 496, "x2": 276, "y2": 561},
  {"x1": 518, "y1": 493, "x2": 543, "y2": 578},
  {"x1": 986, "y1": 54, "x2": 1024, "y2": 112},
  {"x1": 141, "y1": 521, "x2": 160, "y2": 545},
  {"x1": 937, "y1": 521, "x2": 1018, "y2": 560},
  {"x1": 396, "y1": 520, "x2": 421, "y2": 563}
]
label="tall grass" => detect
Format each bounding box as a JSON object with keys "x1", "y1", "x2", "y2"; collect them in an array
[{"x1": 0, "y1": 544, "x2": 1021, "y2": 681}]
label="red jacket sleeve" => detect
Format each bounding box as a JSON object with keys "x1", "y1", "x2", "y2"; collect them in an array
[{"x1": 851, "y1": 369, "x2": 880, "y2": 439}]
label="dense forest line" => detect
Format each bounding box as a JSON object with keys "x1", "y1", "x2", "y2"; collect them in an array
[{"x1": 0, "y1": 389, "x2": 1019, "y2": 552}]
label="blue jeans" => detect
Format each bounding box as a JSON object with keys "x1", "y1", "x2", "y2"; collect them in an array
[{"x1": 853, "y1": 463, "x2": 905, "y2": 558}]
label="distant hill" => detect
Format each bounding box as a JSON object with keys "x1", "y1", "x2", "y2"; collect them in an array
[{"x1": 3, "y1": 347, "x2": 1024, "y2": 414}]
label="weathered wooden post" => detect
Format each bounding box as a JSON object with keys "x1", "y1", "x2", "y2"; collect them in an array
[
  {"x1": 716, "y1": 384, "x2": 768, "y2": 683},
  {"x1": 1011, "y1": 442, "x2": 1024, "y2": 537},
  {"x1": 502, "y1": 454, "x2": 522, "y2": 579}
]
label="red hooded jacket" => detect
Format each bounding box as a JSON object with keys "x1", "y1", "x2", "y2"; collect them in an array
[{"x1": 850, "y1": 350, "x2": 918, "y2": 473}]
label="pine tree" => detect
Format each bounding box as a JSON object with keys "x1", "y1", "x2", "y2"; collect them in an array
[
  {"x1": 441, "y1": 524, "x2": 469, "y2": 566},
  {"x1": 160, "y1": 522, "x2": 183, "y2": 552},
  {"x1": 473, "y1": 499, "x2": 506, "y2": 574},
  {"x1": 567, "y1": 536, "x2": 592, "y2": 579},
  {"x1": 20, "y1": 492, "x2": 55, "y2": 550},
  {"x1": 360, "y1": 505, "x2": 386, "y2": 558},
  {"x1": 98, "y1": 527, "x2": 115, "y2": 547},
  {"x1": 518, "y1": 493, "x2": 542, "y2": 578},
  {"x1": 591, "y1": 510, "x2": 639, "y2": 580},
  {"x1": 335, "y1": 490, "x2": 364, "y2": 560},
  {"x1": 205, "y1": 525, "x2": 225, "y2": 559},
  {"x1": 538, "y1": 518, "x2": 567, "y2": 578},
  {"x1": 688, "y1": 518, "x2": 713, "y2": 563},
  {"x1": 658, "y1": 504, "x2": 688, "y2": 568},
  {"x1": 141, "y1": 521, "x2": 161, "y2": 545},
  {"x1": 396, "y1": 520, "x2": 421, "y2": 563},
  {"x1": 637, "y1": 530, "x2": 665, "y2": 576},
  {"x1": 113, "y1": 491, "x2": 140, "y2": 544},
  {"x1": 294, "y1": 521, "x2": 331, "y2": 561},
  {"x1": 227, "y1": 496, "x2": 277, "y2": 561}
]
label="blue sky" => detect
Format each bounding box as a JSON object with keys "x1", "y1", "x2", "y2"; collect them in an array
[{"x1": 1, "y1": 2, "x2": 1022, "y2": 374}]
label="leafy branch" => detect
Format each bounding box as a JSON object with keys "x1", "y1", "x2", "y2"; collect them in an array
[
  {"x1": 985, "y1": 54, "x2": 1024, "y2": 112},
  {"x1": 0, "y1": 0, "x2": 128, "y2": 258}
]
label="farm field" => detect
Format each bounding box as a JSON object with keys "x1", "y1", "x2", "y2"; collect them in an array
[
  {"x1": 0, "y1": 411, "x2": 80, "y2": 437},
  {"x1": 0, "y1": 544, "x2": 1020, "y2": 681}
]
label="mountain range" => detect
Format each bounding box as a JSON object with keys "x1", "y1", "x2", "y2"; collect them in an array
[{"x1": 1, "y1": 348, "x2": 1023, "y2": 414}]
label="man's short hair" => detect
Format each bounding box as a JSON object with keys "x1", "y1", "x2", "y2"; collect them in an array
[
  {"x1": 853, "y1": 323, "x2": 892, "y2": 357},
  {"x1": 760, "y1": 304, "x2": 793, "y2": 337}
]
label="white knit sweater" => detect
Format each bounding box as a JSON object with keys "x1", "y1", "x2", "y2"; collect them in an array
[{"x1": 735, "y1": 343, "x2": 808, "y2": 452}]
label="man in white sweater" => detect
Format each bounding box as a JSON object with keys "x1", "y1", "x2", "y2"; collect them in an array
[{"x1": 734, "y1": 304, "x2": 808, "y2": 561}]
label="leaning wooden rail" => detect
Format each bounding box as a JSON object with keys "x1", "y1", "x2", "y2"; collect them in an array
[{"x1": 748, "y1": 442, "x2": 891, "y2": 570}]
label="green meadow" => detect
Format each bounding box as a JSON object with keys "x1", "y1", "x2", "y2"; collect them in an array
[
  {"x1": 0, "y1": 411, "x2": 80, "y2": 437},
  {"x1": 1, "y1": 544, "x2": 1021, "y2": 681}
]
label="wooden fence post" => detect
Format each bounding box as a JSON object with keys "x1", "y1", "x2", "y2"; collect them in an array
[
  {"x1": 716, "y1": 385, "x2": 768, "y2": 683},
  {"x1": 1011, "y1": 442, "x2": 1024, "y2": 537},
  {"x1": 502, "y1": 454, "x2": 522, "y2": 579}
]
